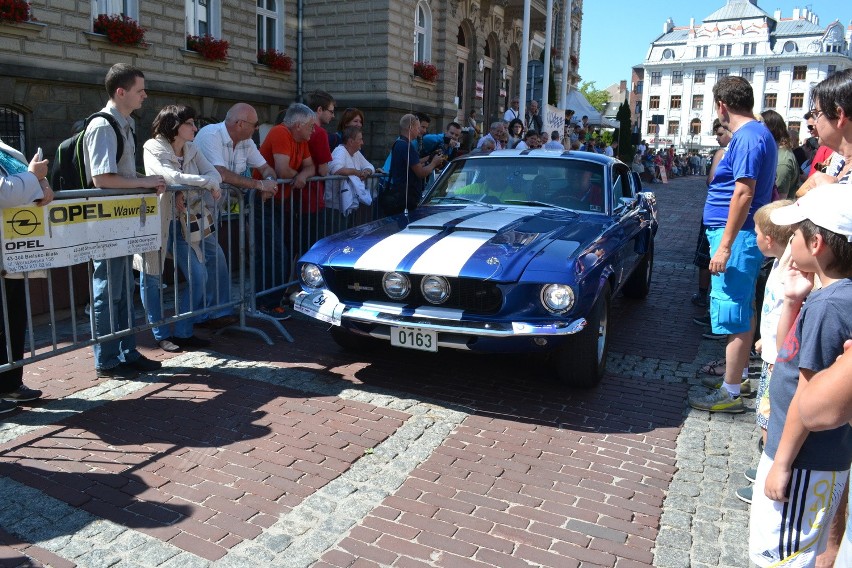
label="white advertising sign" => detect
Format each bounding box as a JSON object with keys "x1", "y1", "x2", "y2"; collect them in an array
[
  {"x1": 1, "y1": 194, "x2": 161, "y2": 274},
  {"x1": 543, "y1": 104, "x2": 566, "y2": 137}
]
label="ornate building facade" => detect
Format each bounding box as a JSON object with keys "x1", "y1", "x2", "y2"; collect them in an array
[
  {"x1": 0, "y1": 0, "x2": 583, "y2": 165},
  {"x1": 638, "y1": 0, "x2": 851, "y2": 151}
]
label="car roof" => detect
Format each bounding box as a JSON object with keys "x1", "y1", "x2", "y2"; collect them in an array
[{"x1": 463, "y1": 149, "x2": 621, "y2": 167}]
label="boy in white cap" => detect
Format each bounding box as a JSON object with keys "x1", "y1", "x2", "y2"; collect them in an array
[{"x1": 748, "y1": 184, "x2": 852, "y2": 567}]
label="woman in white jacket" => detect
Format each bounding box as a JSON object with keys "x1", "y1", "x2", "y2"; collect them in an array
[{"x1": 139, "y1": 104, "x2": 229, "y2": 352}]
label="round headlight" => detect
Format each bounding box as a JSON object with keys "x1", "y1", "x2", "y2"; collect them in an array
[
  {"x1": 541, "y1": 284, "x2": 575, "y2": 313},
  {"x1": 300, "y1": 263, "x2": 325, "y2": 288},
  {"x1": 382, "y1": 272, "x2": 411, "y2": 300},
  {"x1": 421, "y1": 275, "x2": 451, "y2": 304}
]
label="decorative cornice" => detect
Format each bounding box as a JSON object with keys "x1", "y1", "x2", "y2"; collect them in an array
[{"x1": 0, "y1": 20, "x2": 46, "y2": 39}]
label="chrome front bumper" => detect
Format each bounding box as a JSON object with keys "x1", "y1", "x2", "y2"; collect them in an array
[{"x1": 294, "y1": 290, "x2": 587, "y2": 338}]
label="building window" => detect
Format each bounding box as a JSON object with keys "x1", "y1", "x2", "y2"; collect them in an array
[
  {"x1": 186, "y1": 0, "x2": 220, "y2": 37},
  {"x1": 788, "y1": 121, "x2": 801, "y2": 139},
  {"x1": 667, "y1": 120, "x2": 679, "y2": 136},
  {"x1": 690, "y1": 119, "x2": 701, "y2": 135},
  {"x1": 92, "y1": 0, "x2": 138, "y2": 20},
  {"x1": 650, "y1": 72, "x2": 661, "y2": 86},
  {"x1": 694, "y1": 69, "x2": 706, "y2": 83},
  {"x1": 741, "y1": 67, "x2": 754, "y2": 82},
  {"x1": 646, "y1": 120, "x2": 657, "y2": 136},
  {"x1": 662, "y1": 48, "x2": 674, "y2": 60},
  {"x1": 792, "y1": 65, "x2": 807, "y2": 81},
  {"x1": 649, "y1": 96, "x2": 660, "y2": 109},
  {"x1": 783, "y1": 40, "x2": 797, "y2": 53},
  {"x1": 635, "y1": 81, "x2": 643, "y2": 94},
  {"x1": 0, "y1": 107, "x2": 25, "y2": 153},
  {"x1": 790, "y1": 93, "x2": 804, "y2": 109},
  {"x1": 743, "y1": 42, "x2": 757, "y2": 55},
  {"x1": 670, "y1": 95, "x2": 681, "y2": 109},
  {"x1": 414, "y1": 1, "x2": 432, "y2": 63},
  {"x1": 763, "y1": 93, "x2": 777, "y2": 108},
  {"x1": 766, "y1": 66, "x2": 780, "y2": 82},
  {"x1": 672, "y1": 70, "x2": 683, "y2": 85},
  {"x1": 717, "y1": 68, "x2": 729, "y2": 79},
  {"x1": 257, "y1": 0, "x2": 283, "y2": 52},
  {"x1": 719, "y1": 44, "x2": 732, "y2": 57},
  {"x1": 695, "y1": 46, "x2": 708, "y2": 58},
  {"x1": 692, "y1": 95, "x2": 703, "y2": 110},
  {"x1": 828, "y1": 65, "x2": 837, "y2": 77}
]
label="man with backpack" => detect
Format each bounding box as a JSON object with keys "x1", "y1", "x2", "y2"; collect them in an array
[{"x1": 83, "y1": 63, "x2": 166, "y2": 379}]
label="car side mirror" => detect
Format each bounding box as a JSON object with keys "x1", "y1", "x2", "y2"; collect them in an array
[{"x1": 616, "y1": 197, "x2": 637, "y2": 213}]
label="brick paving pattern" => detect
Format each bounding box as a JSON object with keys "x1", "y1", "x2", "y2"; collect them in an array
[{"x1": 0, "y1": 174, "x2": 757, "y2": 567}]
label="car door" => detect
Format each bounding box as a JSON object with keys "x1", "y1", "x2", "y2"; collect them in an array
[{"x1": 610, "y1": 163, "x2": 644, "y2": 287}]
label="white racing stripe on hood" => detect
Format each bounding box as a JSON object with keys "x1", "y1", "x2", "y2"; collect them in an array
[
  {"x1": 454, "y1": 209, "x2": 539, "y2": 231},
  {"x1": 409, "y1": 231, "x2": 494, "y2": 276},
  {"x1": 407, "y1": 209, "x2": 485, "y2": 229},
  {"x1": 354, "y1": 230, "x2": 440, "y2": 271}
]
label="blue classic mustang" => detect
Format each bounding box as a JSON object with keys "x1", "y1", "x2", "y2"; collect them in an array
[{"x1": 294, "y1": 149, "x2": 657, "y2": 387}]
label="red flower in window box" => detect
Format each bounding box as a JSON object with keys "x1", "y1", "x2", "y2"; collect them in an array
[
  {"x1": 93, "y1": 14, "x2": 146, "y2": 47},
  {"x1": 186, "y1": 34, "x2": 229, "y2": 61},
  {"x1": 257, "y1": 49, "x2": 293, "y2": 72},
  {"x1": 0, "y1": 0, "x2": 32, "y2": 24},
  {"x1": 413, "y1": 61, "x2": 438, "y2": 82}
]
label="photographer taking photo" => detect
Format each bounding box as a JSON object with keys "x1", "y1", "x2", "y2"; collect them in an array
[{"x1": 421, "y1": 122, "x2": 463, "y2": 166}]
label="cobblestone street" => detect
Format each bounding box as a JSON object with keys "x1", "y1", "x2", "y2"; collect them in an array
[{"x1": 0, "y1": 174, "x2": 758, "y2": 568}]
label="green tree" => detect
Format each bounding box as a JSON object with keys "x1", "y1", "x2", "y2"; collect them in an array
[
  {"x1": 578, "y1": 80, "x2": 609, "y2": 113},
  {"x1": 615, "y1": 98, "x2": 634, "y2": 162}
]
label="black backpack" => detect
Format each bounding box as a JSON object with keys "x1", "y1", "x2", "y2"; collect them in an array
[{"x1": 51, "y1": 112, "x2": 125, "y2": 190}]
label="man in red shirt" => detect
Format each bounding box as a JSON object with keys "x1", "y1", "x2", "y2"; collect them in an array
[
  {"x1": 254, "y1": 103, "x2": 316, "y2": 317},
  {"x1": 305, "y1": 90, "x2": 335, "y2": 246}
]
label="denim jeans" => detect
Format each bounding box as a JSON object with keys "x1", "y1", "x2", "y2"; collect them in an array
[
  {"x1": 140, "y1": 224, "x2": 232, "y2": 340},
  {"x1": 92, "y1": 256, "x2": 140, "y2": 370},
  {"x1": 251, "y1": 195, "x2": 288, "y2": 306}
]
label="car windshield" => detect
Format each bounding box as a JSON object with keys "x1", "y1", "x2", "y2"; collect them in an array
[{"x1": 424, "y1": 157, "x2": 607, "y2": 213}]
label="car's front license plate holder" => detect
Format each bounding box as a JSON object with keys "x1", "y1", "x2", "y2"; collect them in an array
[{"x1": 390, "y1": 326, "x2": 438, "y2": 352}]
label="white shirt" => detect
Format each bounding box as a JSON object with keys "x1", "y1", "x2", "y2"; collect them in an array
[
  {"x1": 604, "y1": 146, "x2": 614, "y2": 157},
  {"x1": 328, "y1": 145, "x2": 375, "y2": 213},
  {"x1": 503, "y1": 108, "x2": 519, "y2": 123},
  {"x1": 195, "y1": 121, "x2": 267, "y2": 176}
]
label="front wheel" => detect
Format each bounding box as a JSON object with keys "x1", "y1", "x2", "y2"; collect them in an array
[{"x1": 553, "y1": 283, "x2": 611, "y2": 388}]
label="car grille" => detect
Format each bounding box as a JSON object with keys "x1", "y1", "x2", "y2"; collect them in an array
[{"x1": 327, "y1": 269, "x2": 503, "y2": 315}]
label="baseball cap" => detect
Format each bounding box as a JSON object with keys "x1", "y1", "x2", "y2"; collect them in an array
[{"x1": 770, "y1": 184, "x2": 852, "y2": 242}]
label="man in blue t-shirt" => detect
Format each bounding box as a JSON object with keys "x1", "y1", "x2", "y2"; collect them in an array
[
  {"x1": 690, "y1": 75, "x2": 778, "y2": 413},
  {"x1": 381, "y1": 114, "x2": 445, "y2": 216}
]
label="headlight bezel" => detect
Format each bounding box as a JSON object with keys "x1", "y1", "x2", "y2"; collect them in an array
[
  {"x1": 421, "y1": 275, "x2": 451, "y2": 304},
  {"x1": 300, "y1": 263, "x2": 325, "y2": 288},
  {"x1": 540, "y1": 283, "x2": 575, "y2": 313},
  {"x1": 382, "y1": 272, "x2": 411, "y2": 300}
]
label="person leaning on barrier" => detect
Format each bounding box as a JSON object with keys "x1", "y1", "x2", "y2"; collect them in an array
[
  {"x1": 255, "y1": 102, "x2": 316, "y2": 318},
  {"x1": 304, "y1": 90, "x2": 335, "y2": 246},
  {"x1": 194, "y1": 103, "x2": 278, "y2": 321},
  {"x1": 139, "y1": 104, "x2": 230, "y2": 353},
  {"x1": 0, "y1": 140, "x2": 53, "y2": 412},
  {"x1": 328, "y1": 126, "x2": 375, "y2": 228},
  {"x1": 83, "y1": 63, "x2": 166, "y2": 380}
]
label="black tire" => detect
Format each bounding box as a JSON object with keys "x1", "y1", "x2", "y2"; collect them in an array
[
  {"x1": 622, "y1": 239, "x2": 654, "y2": 299},
  {"x1": 330, "y1": 326, "x2": 378, "y2": 351},
  {"x1": 554, "y1": 283, "x2": 611, "y2": 388}
]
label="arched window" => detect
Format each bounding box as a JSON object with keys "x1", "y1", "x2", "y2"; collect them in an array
[
  {"x1": 414, "y1": 1, "x2": 432, "y2": 62},
  {"x1": 690, "y1": 118, "x2": 701, "y2": 136},
  {"x1": 186, "y1": 0, "x2": 221, "y2": 37},
  {"x1": 0, "y1": 107, "x2": 25, "y2": 153},
  {"x1": 91, "y1": 0, "x2": 138, "y2": 21},
  {"x1": 257, "y1": 0, "x2": 284, "y2": 52}
]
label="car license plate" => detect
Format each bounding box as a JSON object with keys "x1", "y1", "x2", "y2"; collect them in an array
[{"x1": 390, "y1": 327, "x2": 438, "y2": 352}]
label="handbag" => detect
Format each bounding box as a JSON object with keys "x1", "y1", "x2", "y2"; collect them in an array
[{"x1": 180, "y1": 204, "x2": 216, "y2": 243}]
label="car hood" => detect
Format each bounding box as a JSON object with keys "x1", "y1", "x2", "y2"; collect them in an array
[{"x1": 302, "y1": 205, "x2": 610, "y2": 282}]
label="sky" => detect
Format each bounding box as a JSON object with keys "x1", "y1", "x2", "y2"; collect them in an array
[{"x1": 578, "y1": 0, "x2": 845, "y2": 90}]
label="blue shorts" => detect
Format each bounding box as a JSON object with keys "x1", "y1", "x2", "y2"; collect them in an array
[{"x1": 705, "y1": 227, "x2": 763, "y2": 335}]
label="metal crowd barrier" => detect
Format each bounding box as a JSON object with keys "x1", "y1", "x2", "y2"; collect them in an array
[{"x1": 0, "y1": 174, "x2": 392, "y2": 375}]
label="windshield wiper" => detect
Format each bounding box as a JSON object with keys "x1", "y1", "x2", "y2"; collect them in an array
[
  {"x1": 429, "y1": 195, "x2": 495, "y2": 209},
  {"x1": 502, "y1": 199, "x2": 578, "y2": 214}
]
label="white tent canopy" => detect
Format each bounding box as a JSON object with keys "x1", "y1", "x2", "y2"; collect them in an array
[{"x1": 563, "y1": 88, "x2": 619, "y2": 128}]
